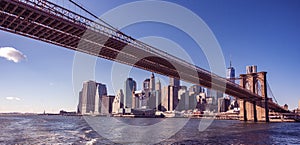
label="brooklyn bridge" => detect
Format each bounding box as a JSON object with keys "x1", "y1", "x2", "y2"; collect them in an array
[{"x1": 0, "y1": 0, "x2": 297, "y2": 122}]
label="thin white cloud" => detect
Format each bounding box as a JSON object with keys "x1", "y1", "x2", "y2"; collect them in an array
[
  {"x1": 0, "y1": 47, "x2": 26, "y2": 63},
  {"x1": 6, "y1": 97, "x2": 21, "y2": 101}
]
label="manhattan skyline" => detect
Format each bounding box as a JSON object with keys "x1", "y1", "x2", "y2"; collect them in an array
[{"x1": 0, "y1": 0, "x2": 300, "y2": 113}]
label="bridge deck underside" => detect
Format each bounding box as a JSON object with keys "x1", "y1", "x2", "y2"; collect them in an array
[{"x1": 0, "y1": 0, "x2": 288, "y2": 113}]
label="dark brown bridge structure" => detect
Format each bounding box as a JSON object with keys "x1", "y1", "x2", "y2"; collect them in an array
[{"x1": 0, "y1": 0, "x2": 294, "y2": 122}]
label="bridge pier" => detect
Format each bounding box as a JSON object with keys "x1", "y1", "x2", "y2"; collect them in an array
[
  {"x1": 239, "y1": 72, "x2": 269, "y2": 122},
  {"x1": 253, "y1": 101, "x2": 258, "y2": 122},
  {"x1": 265, "y1": 98, "x2": 270, "y2": 122},
  {"x1": 241, "y1": 100, "x2": 247, "y2": 121}
]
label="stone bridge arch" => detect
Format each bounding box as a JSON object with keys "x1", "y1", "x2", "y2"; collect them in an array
[{"x1": 239, "y1": 72, "x2": 269, "y2": 122}]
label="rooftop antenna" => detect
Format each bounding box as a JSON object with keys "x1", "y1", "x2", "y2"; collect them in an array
[{"x1": 229, "y1": 54, "x2": 232, "y2": 68}]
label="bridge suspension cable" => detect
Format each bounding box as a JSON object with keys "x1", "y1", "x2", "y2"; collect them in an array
[
  {"x1": 68, "y1": 0, "x2": 119, "y2": 32},
  {"x1": 267, "y1": 81, "x2": 279, "y2": 104},
  {"x1": 257, "y1": 82, "x2": 262, "y2": 96}
]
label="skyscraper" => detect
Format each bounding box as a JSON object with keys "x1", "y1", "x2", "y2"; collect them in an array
[
  {"x1": 170, "y1": 77, "x2": 180, "y2": 87},
  {"x1": 161, "y1": 77, "x2": 180, "y2": 111},
  {"x1": 77, "y1": 80, "x2": 108, "y2": 115},
  {"x1": 226, "y1": 61, "x2": 237, "y2": 105},
  {"x1": 188, "y1": 85, "x2": 202, "y2": 110},
  {"x1": 133, "y1": 90, "x2": 143, "y2": 109},
  {"x1": 217, "y1": 91, "x2": 223, "y2": 100},
  {"x1": 161, "y1": 86, "x2": 169, "y2": 111},
  {"x1": 189, "y1": 85, "x2": 203, "y2": 95},
  {"x1": 79, "y1": 80, "x2": 97, "y2": 114},
  {"x1": 77, "y1": 90, "x2": 83, "y2": 114},
  {"x1": 206, "y1": 88, "x2": 216, "y2": 99},
  {"x1": 141, "y1": 78, "x2": 150, "y2": 108},
  {"x1": 218, "y1": 97, "x2": 230, "y2": 113},
  {"x1": 96, "y1": 83, "x2": 107, "y2": 114},
  {"x1": 143, "y1": 78, "x2": 151, "y2": 97},
  {"x1": 227, "y1": 61, "x2": 235, "y2": 82},
  {"x1": 112, "y1": 89, "x2": 124, "y2": 113},
  {"x1": 155, "y1": 79, "x2": 162, "y2": 111},
  {"x1": 148, "y1": 73, "x2": 157, "y2": 109},
  {"x1": 82, "y1": 80, "x2": 97, "y2": 114},
  {"x1": 155, "y1": 78, "x2": 161, "y2": 92},
  {"x1": 101, "y1": 95, "x2": 115, "y2": 115},
  {"x1": 205, "y1": 88, "x2": 218, "y2": 111},
  {"x1": 178, "y1": 87, "x2": 189, "y2": 111},
  {"x1": 150, "y1": 72, "x2": 155, "y2": 92},
  {"x1": 124, "y1": 78, "x2": 136, "y2": 108}
]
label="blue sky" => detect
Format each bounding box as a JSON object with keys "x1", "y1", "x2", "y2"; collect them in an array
[{"x1": 0, "y1": 0, "x2": 300, "y2": 113}]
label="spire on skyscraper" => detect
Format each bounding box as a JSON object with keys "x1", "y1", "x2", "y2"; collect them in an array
[
  {"x1": 229, "y1": 54, "x2": 232, "y2": 68},
  {"x1": 150, "y1": 72, "x2": 155, "y2": 91}
]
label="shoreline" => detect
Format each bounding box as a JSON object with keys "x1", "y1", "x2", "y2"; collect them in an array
[{"x1": 1, "y1": 113, "x2": 298, "y2": 122}]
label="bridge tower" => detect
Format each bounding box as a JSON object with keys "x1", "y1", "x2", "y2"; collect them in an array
[{"x1": 239, "y1": 67, "x2": 269, "y2": 122}]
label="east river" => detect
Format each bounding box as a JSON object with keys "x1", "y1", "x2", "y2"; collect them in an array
[{"x1": 0, "y1": 115, "x2": 299, "y2": 144}]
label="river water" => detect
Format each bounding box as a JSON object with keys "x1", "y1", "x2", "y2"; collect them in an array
[{"x1": 0, "y1": 115, "x2": 299, "y2": 144}]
